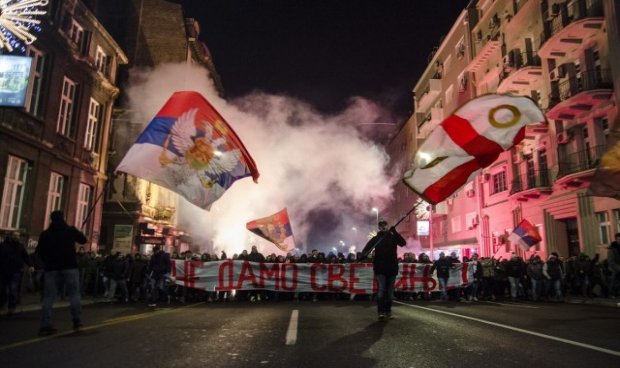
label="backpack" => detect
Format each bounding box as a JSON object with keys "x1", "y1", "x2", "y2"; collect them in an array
[{"x1": 480, "y1": 258, "x2": 495, "y2": 278}]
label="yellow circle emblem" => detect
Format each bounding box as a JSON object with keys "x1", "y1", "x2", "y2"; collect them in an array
[{"x1": 488, "y1": 104, "x2": 521, "y2": 128}]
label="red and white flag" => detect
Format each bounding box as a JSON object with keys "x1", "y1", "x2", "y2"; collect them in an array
[{"x1": 403, "y1": 94, "x2": 545, "y2": 204}]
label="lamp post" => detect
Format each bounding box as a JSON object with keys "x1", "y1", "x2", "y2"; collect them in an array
[{"x1": 371, "y1": 207, "x2": 379, "y2": 227}]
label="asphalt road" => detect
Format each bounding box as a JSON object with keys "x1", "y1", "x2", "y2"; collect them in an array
[{"x1": 1, "y1": 299, "x2": 619, "y2": 368}]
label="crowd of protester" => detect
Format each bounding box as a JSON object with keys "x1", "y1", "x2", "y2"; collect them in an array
[{"x1": 1, "y1": 232, "x2": 620, "y2": 313}]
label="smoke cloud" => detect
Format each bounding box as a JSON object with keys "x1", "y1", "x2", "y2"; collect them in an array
[{"x1": 125, "y1": 63, "x2": 398, "y2": 256}]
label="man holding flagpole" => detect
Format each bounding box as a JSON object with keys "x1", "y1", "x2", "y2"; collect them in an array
[{"x1": 362, "y1": 220, "x2": 406, "y2": 321}]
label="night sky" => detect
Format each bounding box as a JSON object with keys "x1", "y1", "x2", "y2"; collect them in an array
[{"x1": 182, "y1": 0, "x2": 470, "y2": 122}]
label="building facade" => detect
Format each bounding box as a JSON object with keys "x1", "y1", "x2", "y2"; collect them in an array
[
  {"x1": 0, "y1": 0, "x2": 127, "y2": 251},
  {"x1": 95, "y1": 0, "x2": 224, "y2": 255},
  {"x1": 387, "y1": 0, "x2": 620, "y2": 260}
]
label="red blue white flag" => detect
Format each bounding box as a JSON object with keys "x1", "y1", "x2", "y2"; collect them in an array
[
  {"x1": 403, "y1": 94, "x2": 545, "y2": 204},
  {"x1": 116, "y1": 91, "x2": 259, "y2": 209},
  {"x1": 508, "y1": 219, "x2": 542, "y2": 251},
  {"x1": 246, "y1": 208, "x2": 295, "y2": 252}
]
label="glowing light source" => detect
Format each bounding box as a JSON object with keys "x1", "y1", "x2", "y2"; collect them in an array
[
  {"x1": 0, "y1": 0, "x2": 48, "y2": 53},
  {"x1": 414, "y1": 198, "x2": 431, "y2": 220}
]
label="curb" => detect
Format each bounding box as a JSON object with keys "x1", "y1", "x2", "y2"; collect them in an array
[{"x1": 565, "y1": 297, "x2": 620, "y2": 308}]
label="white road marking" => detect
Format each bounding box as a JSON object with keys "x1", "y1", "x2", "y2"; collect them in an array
[
  {"x1": 396, "y1": 301, "x2": 620, "y2": 357},
  {"x1": 285, "y1": 309, "x2": 299, "y2": 345}
]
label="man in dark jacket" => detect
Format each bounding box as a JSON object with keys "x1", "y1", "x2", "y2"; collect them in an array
[
  {"x1": 35, "y1": 211, "x2": 88, "y2": 336},
  {"x1": 148, "y1": 245, "x2": 171, "y2": 307},
  {"x1": 361, "y1": 220, "x2": 406, "y2": 320},
  {"x1": 0, "y1": 231, "x2": 33, "y2": 315},
  {"x1": 430, "y1": 252, "x2": 452, "y2": 301}
]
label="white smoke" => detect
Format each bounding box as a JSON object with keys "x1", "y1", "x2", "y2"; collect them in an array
[{"x1": 125, "y1": 63, "x2": 398, "y2": 257}]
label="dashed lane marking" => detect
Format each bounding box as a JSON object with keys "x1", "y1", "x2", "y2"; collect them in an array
[
  {"x1": 285, "y1": 309, "x2": 299, "y2": 345},
  {"x1": 395, "y1": 301, "x2": 620, "y2": 357}
]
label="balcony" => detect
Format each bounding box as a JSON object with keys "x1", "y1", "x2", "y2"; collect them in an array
[
  {"x1": 546, "y1": 69, "x2": 613, "y2": 120},
  {"x1": 510, "y1": 169, "x2": 553, "y2": 200},
  {"x1": 497, "y1": 51, "x2": 543, "y2": 93},
  {"x1": 430, "y1": 106, "x2": 444, "y2": 126},
  {"x1": 466, "y1": 32, "x2": 501, "y2": 73},
  {"x1": 557, "y1": 144, "x2": 606, "y2": 179},
  {"x1": 416, "y1": 78, "x2": 442, "y2": 113},
  {"x1": 538, "y1": 0, "x2": 604, "y2": 59}
]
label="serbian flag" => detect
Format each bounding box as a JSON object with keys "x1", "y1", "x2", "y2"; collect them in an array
[
  {"x1": 508, "y1": 219, "x2": 542, "y2": 251},
  {"x1": 116, "y1": 91, "x2": 259, "y2": 209},
  {"x1": 246, "y1": 208, "x2": 295, "y2": 252},
  {"x1": 403, "y1": 94, "x2": 545, "y2": 204}
]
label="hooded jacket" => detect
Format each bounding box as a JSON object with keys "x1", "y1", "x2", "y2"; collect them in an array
[{"x1": 35, "y1": 220, "x2": 88, "y2": 271}]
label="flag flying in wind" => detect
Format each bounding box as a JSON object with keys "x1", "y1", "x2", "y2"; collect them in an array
[
  {"x1": 587, "y1": 121, "x2": 620, "y2": 199},
  {"x1": 403, "y1": 94, "x2": 545, "y2": 204},
  {"x1": 116, "y1": 91, "x2": 259, "y2": 209},
  {"x1": 246, "y1": 208, "x2": 295, "y2": 252},
  {"x1": 508, "y1": 219, "x2": 542, "y2": 251}
]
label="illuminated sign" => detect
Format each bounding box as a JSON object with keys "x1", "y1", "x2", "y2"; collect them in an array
[
  {"x1": 0, "y1": 55, "x2": 32, "y2": 107},
  {"x1": 417, "y1": 220, "x2": 429, "y2": 236}
]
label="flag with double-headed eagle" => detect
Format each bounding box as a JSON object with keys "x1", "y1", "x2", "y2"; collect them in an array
[
  {"x1": 508, "y1": 219, "x2": 542, "y2": 251},
  {"x1": 403, "y1": 94, "x2": 545, "y2": 204},
  {"x1": 246, "y1": 208, "x2": 295, "y2": 252},
  {"x1": 116, "y1": 91, "x2": 259, "y2": 209}
]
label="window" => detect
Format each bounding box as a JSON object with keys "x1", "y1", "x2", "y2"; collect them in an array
[
  {"x1": 492, "y1": 171, "x2": 507, "y2": 194},
  {"x1": 75, "y1": 184, "x2": 92, "y2": 233},
  {"x1": 455, "y1": 38, "x2": 466, "y2": 59},
  {"x1": 597, "y1": 211, "x2": 610, "y2": 245},
  {"x1": 614, "y1": 209, "x2": 620, "y2": 234},
  {"x1": 443, "y1": 55, "x2": 452, "y2": 76},
  {"x1": 0, "y1": 156, "x2": 29, "y2": 229},
  {"x1": 95, "y1": 46, "x2": 109, "y2": 76},
  {"x1": 44, "y1": 172, "x2": 65, "y2": 228},
  {"x1": 451, "y1": 215, "x2": 462, "y2": 233},
  {"x1": 596, "y1": 116, "x2": 609, "y2": 146},
  {"x1": 26, "y1": 46, "x2": 46, "y2": 117},
  {"x1": 69, "y1": 20, "x2": 84, "y2": 47},
  {"x1": 445, "y1": 84, "x2": 454, "y2": 108},
  {"x1": 84, "y1": 98, "x2": 100, "y2": 151},
  {"x1": 57, "y1": 77, "x2": 76, "y2": 136}
]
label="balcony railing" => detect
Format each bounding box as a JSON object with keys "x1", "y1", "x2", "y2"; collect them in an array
[
  {"x1": 500, "y1": 51, "x2": 542, "y2": 83},
  {"x1": 557, "y1": 144, "x2": 606, "y2": 177},
  {"x1": 510, "y1": 169, "x2": 552, "y2": 194},
  {"x1": 540, "y1": 0, "x2": 604, "y2": 47},
  {"x1": 548, "y1": 69, "x2": 612, "y2": 108}
]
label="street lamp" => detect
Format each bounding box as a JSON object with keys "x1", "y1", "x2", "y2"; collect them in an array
[{"x1": 371, "y1": 207, "x2": 379, "y2": 227}]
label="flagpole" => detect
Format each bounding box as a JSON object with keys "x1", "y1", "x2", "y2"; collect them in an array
[
  {"x1": 361, "y1": 201, "x2": 423, "y2": 258},
  {"x1": 81, "y1": 188, "x2": 105, "y2": 229}
]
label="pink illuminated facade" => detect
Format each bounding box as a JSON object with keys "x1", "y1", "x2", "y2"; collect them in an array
[{"x1": 386, "y1": 0, "x2": 620, "y2": 261}]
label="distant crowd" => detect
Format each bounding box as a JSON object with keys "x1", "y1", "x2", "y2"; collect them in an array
[{"x1": 1, "y1": 233, "x2": 620, "y2": 313}]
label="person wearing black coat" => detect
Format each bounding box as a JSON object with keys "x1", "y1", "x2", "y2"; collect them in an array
[
  {"x1": 35, "y1": 211, "x2": 87, "y2": 336},
  {"x1": 361, "y1": 220, "x2": 406, "y2": 320},
  {"x1": 0, "y1": 231, "x2": 33, "y2": 315}
]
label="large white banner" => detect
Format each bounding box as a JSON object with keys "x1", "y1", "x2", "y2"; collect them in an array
[{"x1": 171, "y1": 260, "x2": 474, "y2": 294}]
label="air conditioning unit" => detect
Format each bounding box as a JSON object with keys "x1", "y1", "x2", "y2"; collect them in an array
[
  {"x1": 549, "y1": 64, "x2": 567, "y2": 80},
  {"x1": 483, "y1": 173, "x2": 491, "y2": 182},
  {"x1": 557, "y1": 131, "x2": 572, "y2": 144},
  {"x1": 466, "y1": 189, "x2": 475, "y2": 198}
]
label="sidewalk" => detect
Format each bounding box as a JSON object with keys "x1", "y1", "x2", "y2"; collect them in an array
[
  {"x1": 1, "y1": 291, "x2": 101, "y2": 315},
  {"x1": 565, "y1": 296, "x2": 620, "y2": 308}
]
